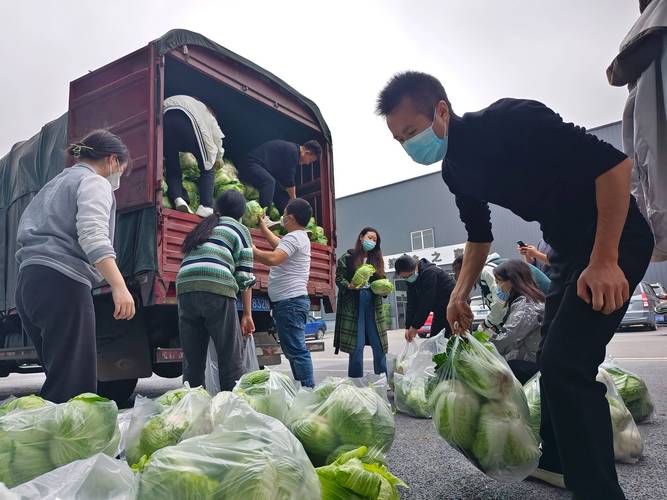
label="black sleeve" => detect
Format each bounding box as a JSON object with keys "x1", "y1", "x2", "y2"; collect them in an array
[
  {"x1": 455, "y1": 193, "x2": 493, "y2": 243},
  {"x1": 405, "y1": 285, "x2": 416, "y2": 328},
  {"x1": 409, "y1": 271, "x2": 439, "y2": 330},
  {"x1": 278, "y1": 144, "x2": 299, "y2": 188}
]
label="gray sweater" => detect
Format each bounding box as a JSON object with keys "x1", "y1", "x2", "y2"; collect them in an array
[{"x1": 16, "y1": 163, "x2": 117, "y2": 287}]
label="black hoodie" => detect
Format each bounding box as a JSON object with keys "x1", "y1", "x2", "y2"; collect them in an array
[{"x1": 405, "y1": 259, "x2": 456, "y2": 330}]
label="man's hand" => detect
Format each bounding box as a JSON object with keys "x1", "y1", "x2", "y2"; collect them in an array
[
  {"x1": 577, "y1": 260, "x2": 629, "y2": 315},
  {"x1": 347, "y1": 283, "x2": 358, "y2": 290},
  {"x1": 447, "y1": 297, "x2": 474, "y2": 334},
  {"x1": 405, "y1": 327, "x2": 418, "y2": 342},
  {"x1": 241, "y1": 314, "x2": 256, "y2": 336},
  {"x1": 112, "y1": 285, "x2": 136, "y2": 320},
  {"x1": 518, "y1": 244, "x2": 537, "y2": 258}
]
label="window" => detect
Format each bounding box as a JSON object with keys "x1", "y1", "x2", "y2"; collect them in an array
[{"x1": 410, "y1": 228, "x2": 435, "y2": 251}]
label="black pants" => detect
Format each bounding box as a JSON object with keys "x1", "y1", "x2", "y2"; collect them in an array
[
  {"x1": 430, "y1": 306, "x2": 452, "y2": 338},
  {"x1": 164, "y1": 109, "x2": 214, "y2": 208},
  {"x1": 538, "y1": 202, "x2": 653, "y2": 499},
  {"x1": 238, "y1": 158, "x2": 291, "y2": 212},
  {"x1": 15, "y1": 265, "x2": 97, "y2": 403},
  {"x1": 507, "y1": 359, "x2": 538, "y2": 385},
  {"x1": 178, "y1": 292, "x2": 244, "y2": 392}
]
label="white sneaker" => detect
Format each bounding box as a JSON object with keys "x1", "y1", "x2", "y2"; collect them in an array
[
  {"x1": 174, "y1": 197, "x2": 193, "y2": 214},
  {"x1": 196, "y1": 205, "x2": 214, "y2": 217},
  {"x1": 530, "y1": 468, "x2": 566, "y2": 489}
]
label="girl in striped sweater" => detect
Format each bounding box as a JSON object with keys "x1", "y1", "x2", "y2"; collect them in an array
[{"x1": 176, "y1": 190, "x2": 256, "y2": 391}]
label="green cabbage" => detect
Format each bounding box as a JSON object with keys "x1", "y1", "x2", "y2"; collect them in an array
[
  {"x1": 241, "y1": 200, "x2": 264, "y2": 228},
  {"x1": 232, "y1": 369, "x2": 297, "y2": 423},
  {"x1": 179, "y1": 152, "x2": 199, "y2": 180},
  {"x1": 243, "y1": 184, "x2": 260, "y2": 202},
  {"x1": 603, "y1": 364, "x2": 654, "y2": 422},
  {"x1": 432, "y1": 380, "x2": 481, "y2": 450},
  {"x1": 182, "y1": 180, "x2": 200, "y2": 211},
  {"x1": 522, "y1": 374, "x2": 542, "y2": 440},
  {"x1": 351, "y1": 264, "x2": 376, "y2": 288},
  {"x1": 316, "y1": 446, "x2": 406, "y2": 500},
  {"x1": 268, "y1": 205, "x2": 281, "y2": 221},
  {"x1": 370, "y1": 279, "x2": 394, "y2": 296},
  {"x1": 291, "y1": 415, "x2": 338, "y2": 461},
  {"x1": 0, "y1": 395, "x2": 51, "y2": 416},
  {"x1": 452, "y1": 342, "x2": 514, "y2": 400},
  {"x1": 394, "y1": 373, "x2": 432, "y2": 418}
]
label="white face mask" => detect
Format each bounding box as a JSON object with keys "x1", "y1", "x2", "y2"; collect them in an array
[{"x1": 106, "y1": 160, "x2": 121, "y2": 191}]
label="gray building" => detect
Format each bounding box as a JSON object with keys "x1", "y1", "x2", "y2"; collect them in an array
[{"x1": 331, "y1": 121, "x2": 667, "y2": 327}]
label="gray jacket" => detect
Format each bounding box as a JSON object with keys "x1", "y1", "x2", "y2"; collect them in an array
[
  {"x1": 16, "y1": 163, "x2": 117, "y2": 287},
  {"x1": 492, "y1": 296, "x2": 543, "y2": 363}
]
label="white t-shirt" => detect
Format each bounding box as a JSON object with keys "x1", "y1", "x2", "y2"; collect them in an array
[{"x1": 268, "y1": 230, "x2": 311, "y2": 302}]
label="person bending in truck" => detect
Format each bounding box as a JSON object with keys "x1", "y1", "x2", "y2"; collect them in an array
[
  {"x1": 176, "y1": 190, "x2": 256, "y2": 392},
  {"x1": 238, "y1": 139, "x2": 322, "y2": 215},
  {"x1": 394, "y1": 255, "x2": 455, "y2": 340},
  {"x1": 376, "y1": 71, "x2": 653, "y2": 498},
  {"x1": 163, "y1": 95, "x2": 225, "y2": 218},
  {"x1": 15, "y1": 130, "x2": 135, "y2": 403},
  {"x1": 252, "y1": 198, "x2": 315, "y2": 387}
]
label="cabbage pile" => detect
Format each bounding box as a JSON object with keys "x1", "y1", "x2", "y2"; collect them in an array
[
  {"x1": 306, "y1": 217, "x2": 328, "y2": 245},
  {"x1": 135, "y1": 393, "x2": 320, "y2": 500},
  {"x1": 430, "y1": 332, "x2": 540, "y2": 481},
  {"x1": 125, "y1": 385, "x2": 212, "y2": 466},
  {"x1": 232, "y1": 369, "x2": 298, "y2": 424},
  {"x1": 352, "y1": 264, "x2": 376, "y2": 288},
  {"x1": 241, "y1": 200, "x2": 264, "y2": 228},
  {"x1": 0, "y1": 393, "x2": 120, "y2": 488},
  {"x1": 287, "y1": 377, "x2": 395, "y2": 467},
  {"x1": 317, "y1": 446, "x2": 407, "y2": 500},
  {"x1": 601, "y1": 361, "x2": 654, "y2": 423},
  {"x1": 370, "y1": 279, "x2": 394, "y2": 296}
]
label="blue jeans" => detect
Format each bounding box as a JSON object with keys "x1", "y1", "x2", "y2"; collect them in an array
[
  {"x1": 272, "y1": 296, "x2": 314, "y2": 387},
  {"x1": 348, "y1": 289, "x2": 387, "y2": 378}
]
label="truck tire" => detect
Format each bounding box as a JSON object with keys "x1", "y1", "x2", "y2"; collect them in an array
[
  {"x1": 151, "y1": 362, "x2": 183, "y2": 379},
  {"x1": 97, "y1": 378, "x2": 138, "y2": 406}
]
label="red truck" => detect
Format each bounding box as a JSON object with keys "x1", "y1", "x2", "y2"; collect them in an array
[{"x1": 0, "y1": 30, "x2": 336, "y2": 403}]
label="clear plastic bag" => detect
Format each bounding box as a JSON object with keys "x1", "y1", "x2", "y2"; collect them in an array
[
  {"x1": 135, "y1": 393, "x2": 320, "y2": 500},
  {"x1": 205, "y1": 335, "x2": 260, "y2": 396},
  {"x1": 124, "y1": 384, "x2": 212, "y2": 466},
  {"x1": 10, "y1": 453, "x2": 134, "y2": 500},
  {"x1": 287, "y1": 375, "x2": 395, "y2": 467},
  {"x1": 232, "y1": 368, "x2": 298, "y2": 424},
  {"x1": 429, "y1": 332, "x2": 540, "y2": 482},
  {"x1": 0, "y1": 393, "x2": 120, "y2": 488},
  {"x1": 600, "y1": 358, "x2": 655, "y2": 423},
  {"x1": 388, "y1": 340, "x2": 419, "y2": 391},
  {"x1": 522, "y1": 369, "x2": 643, "y2": 464}
]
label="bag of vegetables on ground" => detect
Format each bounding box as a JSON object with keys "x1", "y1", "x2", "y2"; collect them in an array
[
  {"x1": 600, "y1": 358, "x2": 654, "y2": 423},
  {"x1": 124, "y1": 384, "x2": 212, "y2": 466},
  {"x1": 428, "y1": 331, "x2": 541, "y2": 482},
  {"x1": 394, "y1": 332, "x2": 448, "y2": 418},
  {"x1": 0, "y1": 394, "x2": 120, "y2": 488},
  {"x1": 387, "y1": 340, "x2": 419, "y2": 391},
  {"x1": 287, "y1": 375, "x2": 395, "y2": 467},
  {"x1": 135, "y1": 391, "x2": 320, "y2": 500},
  {"x1": 232, "y1": 368, "x2": 298, "y2": 424}
]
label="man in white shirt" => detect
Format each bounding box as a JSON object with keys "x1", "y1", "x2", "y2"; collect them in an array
[{"x1": 253, "y1": 198, "x2": 314, "y2": 387}]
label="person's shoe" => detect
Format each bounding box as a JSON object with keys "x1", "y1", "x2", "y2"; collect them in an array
[
  {"x1": 530, "y1": 466, "x2": 566, "y2": 489},
  {"x1": 174, "y1": 197, "x2": 193, "y2": 214},
  {"x1": 196, "y1": 205, "x2": 214, "y2": 217}
]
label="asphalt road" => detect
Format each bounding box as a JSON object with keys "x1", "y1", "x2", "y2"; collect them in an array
[{"x1": 1, "y1": 327, "x2": 665, "y2": 499}]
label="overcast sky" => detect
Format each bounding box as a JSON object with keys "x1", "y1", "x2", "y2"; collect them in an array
[{"x1": 0, "y1": 0, "x2": 638, "y2": 197}]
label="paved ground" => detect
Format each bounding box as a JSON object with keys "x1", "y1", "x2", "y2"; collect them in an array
[{"x1": 1, "y1": 327, "x2": 665, "y2": 499}]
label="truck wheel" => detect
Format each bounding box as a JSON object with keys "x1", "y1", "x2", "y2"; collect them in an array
[
  {"x1": 152, "y1": 362, "x2": 183, "y2": 379},
  {"x1": 97, "y1": 378, "x2": 138, "y2": 406},
  {"x1": 316, "y1": 329, "x2": 325, "y2": 340}
]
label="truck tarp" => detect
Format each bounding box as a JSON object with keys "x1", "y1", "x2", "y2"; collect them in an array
[{"x1": 0, "y1": 113, "x2": 157, "y2": 312}]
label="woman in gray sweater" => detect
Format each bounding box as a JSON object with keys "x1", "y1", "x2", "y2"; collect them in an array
[{"x1": 15, "y1": 129, "x2": 135, "y2": 403}]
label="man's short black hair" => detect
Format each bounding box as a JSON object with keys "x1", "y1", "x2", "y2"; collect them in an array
[
  {"x1": 286, "y1": 198, "x2": 313, "y2": 227},
  {"x1": 303, "y1": 140, "x2": 322, "y2": 161},
  {"x1": 394, "y1": 254, "x2": 418, "y2": 274},
  {"x1": 376, "y1": 71, "x2": 453, "y2": 118}
]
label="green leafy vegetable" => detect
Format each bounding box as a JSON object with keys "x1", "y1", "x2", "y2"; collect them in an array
[
  {"x1": 232, "y1": 369, "x2": 297, "y2": 423},
  {"x1": 179, "y1": 152, "x2": 199, "y2": 181},
  {"x1": 351, "y1": 264, "x2": 376, "y2": 288},
  {"x1": 241, "y1": 200, "x2": 264, "y2": 228},
  {"x1": 370, "y1": 279, "x2": 394, "y2": 296}
]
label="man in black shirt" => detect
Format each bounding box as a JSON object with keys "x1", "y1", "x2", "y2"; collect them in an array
[
  {"x1": 395, "y1": 255, "x2": 455, "y2": 340},
  {"x1": 238, "y1": 139, "x2": 322, "y2": 212},
  {"x1": 377, "y1": 72, "x2": 653, "y2": 499}
]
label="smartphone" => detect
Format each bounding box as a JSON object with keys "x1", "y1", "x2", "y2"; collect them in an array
[{"x1": 517, "y1": 240, "x2": 527, "y2": 247}]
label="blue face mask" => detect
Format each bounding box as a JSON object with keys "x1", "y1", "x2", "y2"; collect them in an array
[
  {"x1": 406, "y1": 272, "x2": 419, "y2": 284},
  {"x1": 496, "y1": 286, "x2": 509, "y2": 302},
  {"x1": 362, "y1": 239, "x2": 376, "y2": 252},
  {"x1": 402, "y1": 115, "x2": 448, "y2": 165}
]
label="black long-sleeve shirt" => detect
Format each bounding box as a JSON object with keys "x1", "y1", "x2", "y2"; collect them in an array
[
  {"x1": 442, "y1": 99, "x2": 627, "y2": 254},
  {"x1": 247, "y1": 140, "x2": 300, "y2": 188},
  {"x1": 405, "y1": 259, "x2": 455, "y2": 330}
]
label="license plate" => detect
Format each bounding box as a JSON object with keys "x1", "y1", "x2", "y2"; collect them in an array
[
  {"x1": 236, "y1": 296, "x2": 271, "y2": 312},
  {"x1": 656, "y1": 314, "x2": 664, "y2": 322},
  {"x1": 155, "y1": 348, "x2": 184, "y2": 363}
]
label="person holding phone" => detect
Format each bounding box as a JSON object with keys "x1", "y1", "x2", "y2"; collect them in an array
[{"x1": 518, "y1": 239, "x2": 553, "y2": 277}]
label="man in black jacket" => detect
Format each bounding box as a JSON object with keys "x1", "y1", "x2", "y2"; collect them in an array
[{"x1": 395, "y1": 255, "x2": 455, "y2": 340}]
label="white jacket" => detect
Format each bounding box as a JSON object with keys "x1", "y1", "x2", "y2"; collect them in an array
[
  {"x1": 608, "y1": 0, "x2": 667, "y2": 261},
  {"x1": 478, "y1": 253, "x2": 507, "y2": 331},
  {"x1": 164, "y1": 95, "x2": 225, "y2": 171}
]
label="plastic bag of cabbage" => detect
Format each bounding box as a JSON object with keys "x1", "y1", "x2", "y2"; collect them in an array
[
  {"x1": 232, "y1": 369, "x2": 298, "y2": 424},
  {"x1": 387, "y1": 340, "x2": 419, "y2": 391},
  {"x1": 287, "y1": 376, "x2": 395, "y2": 467},
  {"x1": 10, "y1": 453, "x2": 134, "y2": 500},
  {"x1": 429, "y1": 332, "x2": 540, "y2": 482},
  {"x1": 0, "y1": 393, "x2": 120, "y2": 488},
  {"x1": 125, "y1": 385, "x2": 212, "y2": 466},
  {"x1": 135, "y1": 392, "x2": 321, "y2": 500},
  {"x1": 522, "y1": 369, "x2": 643, "y2": 464},
  {"x1": 601, "y1": 359, "x2": 654, "y2": 423},
  {"x1": 317, "y1": 446, "x2": 407, "y2": 500}
]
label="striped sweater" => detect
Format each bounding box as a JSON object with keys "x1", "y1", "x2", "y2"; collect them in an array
[{"x1": 176, "y1": 217, "x2": 255, "y2": 298}]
